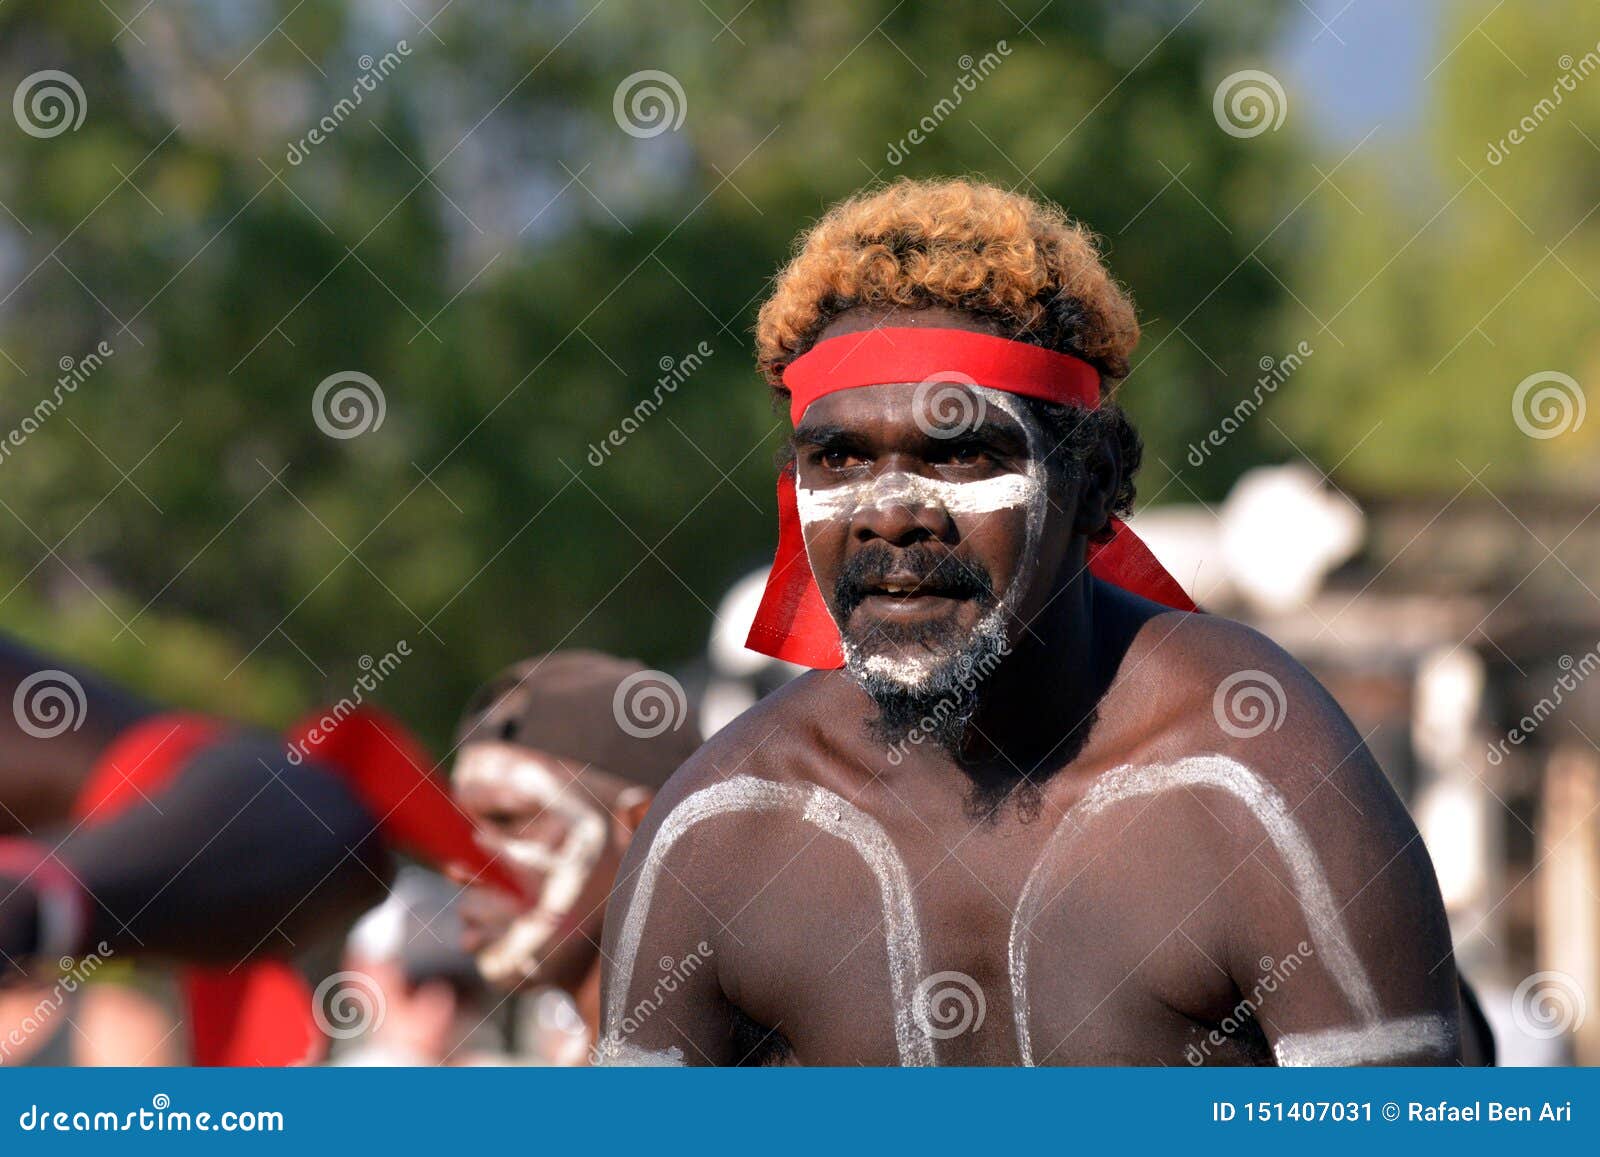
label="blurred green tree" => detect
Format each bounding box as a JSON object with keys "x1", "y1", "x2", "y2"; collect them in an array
[{"x1": 0, "y1": 0, "x2": 1301, "y2": 744}]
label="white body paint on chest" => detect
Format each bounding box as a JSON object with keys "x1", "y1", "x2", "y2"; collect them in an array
[
  {"x1": 605, "y1": 775, "x2": 936, "y2": 1065},
  {"x1": 1008, "y1": 755, "x2": 1387, "y2": 1066}
]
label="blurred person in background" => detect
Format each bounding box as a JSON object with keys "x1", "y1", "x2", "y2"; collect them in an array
[
  {"x1": 329, "y1": 867, "x2": 503, "y2": 1067},
  {"x1": 0, "y1": 634, "x2": 702, "y2": 1065},
  {"x1": 448, "y1": 651, "x2": 703, "y2": 1062}
]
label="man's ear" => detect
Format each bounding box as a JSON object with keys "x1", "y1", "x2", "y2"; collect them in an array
[{"x1": 1072, "y1": 426, "x2": 1122, "y2": 538}]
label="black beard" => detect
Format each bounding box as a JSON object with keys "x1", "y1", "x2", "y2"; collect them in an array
[{"x1": 862, "y1": 616, "x2": 1010, "y2": 756}]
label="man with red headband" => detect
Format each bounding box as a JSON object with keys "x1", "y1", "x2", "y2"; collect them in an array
[{"x1": 598, "y1": 178, "x2": 1466, "y2": 1066}]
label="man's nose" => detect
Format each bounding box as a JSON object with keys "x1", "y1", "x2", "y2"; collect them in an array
[{"x1": 852, "y1": 470, "x2": 955, "y2": 546}]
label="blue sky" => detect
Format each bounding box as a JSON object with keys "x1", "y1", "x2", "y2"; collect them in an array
[{"x1": 1280, "y1": 0, "x2": 1437, "y2": 141}]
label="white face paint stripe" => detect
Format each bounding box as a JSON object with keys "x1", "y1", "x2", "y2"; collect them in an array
[
  {"x1": 796, "y1": 471, "x2": 1039, "y2": 524},
  {"x1": 1272, "y1": 1014, "x2": 1456, "y2": 1066},
  {"x1": 605, "y1": 775, "x2": 936, "y2": 1066},
  {"x1": 1009, "y1": 755, "x2": 1384, "y2": 1066},
  {"x1": 456, "y1": 745, "x2": 609, "y2": 985}
]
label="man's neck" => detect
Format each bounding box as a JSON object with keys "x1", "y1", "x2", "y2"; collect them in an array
[{"x1": 956, "y1": 572, "x2": 1116, "y2": 779}]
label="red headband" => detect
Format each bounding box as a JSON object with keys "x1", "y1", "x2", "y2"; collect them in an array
[
  {"x1": 745, "y1": 327, "x2": 1196, "y2": 669},
  {"x1": 783, "y1": 326, "x2": 1102, "y2": 423}
]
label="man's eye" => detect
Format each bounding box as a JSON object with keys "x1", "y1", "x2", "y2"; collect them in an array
[
  {"x1": 940, "y1": 443, "x2": 989, "y2": 467},
  {"x1": 819, "y1": 448, "x2": 860, "y2": 469}
]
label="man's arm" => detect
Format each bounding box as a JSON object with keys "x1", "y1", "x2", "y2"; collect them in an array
[
  {"x1": 596, "y1": 757, "x2": 747, "y2": 1066},
  {"x1": 0, "y1": 636, "x2": 153, "y2": 833},
  {"x1": 1196, "y1": 635, "x2": 1463, "y2": 1065},
  {"x1": 0, "y1": 637, "x2": 392, "y2": 973}
]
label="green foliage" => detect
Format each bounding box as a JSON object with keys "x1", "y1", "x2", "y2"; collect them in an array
[{"x1": 0, "y1": 0, "x2": 1300, "y2": 744}]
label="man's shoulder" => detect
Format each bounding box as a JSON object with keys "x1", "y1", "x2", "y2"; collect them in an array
[
  {"x1": 644, "y1": 670, "x2": 849, "y2": 820},
  {"x1": 1111, "y1": 611, "x2": 1397, "y2": 821}
]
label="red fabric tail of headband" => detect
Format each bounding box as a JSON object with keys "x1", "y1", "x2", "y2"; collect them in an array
[
  {"x1": 284, "y1": 706, "x2": 524, "y2": 900},
  {"x1": 745, "y1": 327, "x2": 1196, "y2": 667}
]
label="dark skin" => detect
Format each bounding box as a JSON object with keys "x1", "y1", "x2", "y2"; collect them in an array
[{"x1": 599, "y1": 306, "x2": 1463, "y2": 1065}]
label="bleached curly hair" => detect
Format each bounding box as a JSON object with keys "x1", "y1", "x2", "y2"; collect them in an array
[
  {"x1": 756, "y1": 178, "x2": 1146, "y2": 526},
  {"x1": 756, "y1": 178, "x2": 1140, "y2": 388}
]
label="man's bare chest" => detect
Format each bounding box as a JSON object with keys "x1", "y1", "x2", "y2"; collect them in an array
[{"x1": 703, "y1": 770, "x2": 1261, "y2": 1066}]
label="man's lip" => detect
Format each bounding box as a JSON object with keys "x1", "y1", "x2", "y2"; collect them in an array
[{"x1": 853, "y1": 590, "x2": 968, "y2": 618}]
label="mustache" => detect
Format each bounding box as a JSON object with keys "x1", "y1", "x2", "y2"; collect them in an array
[{"x1": 833, "y1": 542, "x2": 997, "y2": 619}]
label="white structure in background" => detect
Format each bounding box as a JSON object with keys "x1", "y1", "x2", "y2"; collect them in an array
[
  {"x1": 703, "y1": 568, "x2": 804, "y2": 736},
  {"x1": 1128, "y1": 463, "x2": 1366, "y2": 614}
]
